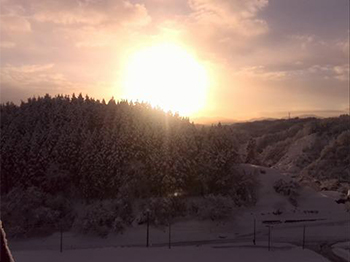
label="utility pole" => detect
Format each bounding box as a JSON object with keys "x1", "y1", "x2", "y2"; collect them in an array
[
  {"x1": 168, "y1": 218, "x2": 172, "y2": 249},
  {"x1": 146, "y1": 210, "x2": 150, "y2": 248},
  {"x1": 60, "y1": 225, "x2": 63, "y2": 253},
  {"x1": 268, "y1": 226, "x2": 271, "y2": 251},
  {"x1": 302, "y1": 225, "x2": 306, "y2": 249},
  {"x1": 266, "y1": 226, "x2": 272, "y2": 251},
  {"x1": 253, "y1": 218, "x2": 256, "y2": 246}
]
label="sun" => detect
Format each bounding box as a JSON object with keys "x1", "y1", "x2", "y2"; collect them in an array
[{"x1": 121, "y1": 43, "x2": 209, "y2": 116}]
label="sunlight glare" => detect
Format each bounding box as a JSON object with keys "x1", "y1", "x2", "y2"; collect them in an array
[{"x1": 121, "y1": 43, "x2": 209, "y2": 116}]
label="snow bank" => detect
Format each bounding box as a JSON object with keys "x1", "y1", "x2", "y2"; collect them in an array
[{"x1": 332, "y1": 241, "x2": 350, "y2": 261}]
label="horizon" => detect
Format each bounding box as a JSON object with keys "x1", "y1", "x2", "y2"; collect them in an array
[{"x1": 1, "y1": 92, "x2": 347, "y2": 124}]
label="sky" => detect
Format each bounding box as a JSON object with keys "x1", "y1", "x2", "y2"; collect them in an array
[{"x1": 0, "y1": 0, "x2": 349, "y2": 121}]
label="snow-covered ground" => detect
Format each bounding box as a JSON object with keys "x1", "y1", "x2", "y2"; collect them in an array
[
  {"x1": 9, "y1": 164, "x2": 350, "y2": 261},
  {"x1": 332, "y1": 241, "x2": 350, "y2": 261},
  {"x1": 13, "y1": 245, "x2": 330, "y2": 262}
]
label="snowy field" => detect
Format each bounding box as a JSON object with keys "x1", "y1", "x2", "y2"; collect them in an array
[
  {"x1": 13, "y1": 245, "x2": 330, "y2": 262},
  {"x1": 8, "y1": 165, "x2": 350, "y2": 261}
]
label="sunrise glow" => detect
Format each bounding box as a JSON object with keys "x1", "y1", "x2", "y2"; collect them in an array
[{"x1": 121, "y1": 43, "x2": 209, "y2": 116}]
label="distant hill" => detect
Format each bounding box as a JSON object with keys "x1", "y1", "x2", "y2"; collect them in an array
[
  {"x1": 190, "y1": 116, "x2": 239, "y2": 125},
  {"x1": 230, "y1": 115, "x2": 350, "y2": 189},
  {"x1": 192, "y1": 109, "x2": 346, "y2": 125}
]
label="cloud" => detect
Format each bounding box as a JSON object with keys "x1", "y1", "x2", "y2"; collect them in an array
[
  {"x1": 0, "y1": 41, "x2": 16, "y2": 48},
  {"x1": 188, "y1": 0, "x2": 269, "y2": 36},
  {"x1": 288, "y1": 34, "x2": 316, "y2": 50},
  {"x1": 0, "y1": 15, "x2": 31, "y2": 33},
  {"x1": 0, "y1": 64, "x2": 74, "y2": 96},
  {"x1": 2, "y1": 63, "x2": 54, "y2": 73},
  {"x1": 336, "y1": 40, "x2": 349, "y2": 55},
  {"x1": 189, "y1": 0, "x2": 268, "y2": 19},
  {"x1": 302, "y1": 64, "x2": 349, "y2": 82},
  {"x1": 234, "y1": 66, "x2": 287, "y2": 81},
  {"x1": 0, "y1": 0, "x2": 26, "y2": 16},
  {"x1": 232, "y1": 62, "x2": 349, "y2": 83},
  {"x1": 289, "y1": 34, "x2": 315, "y2": 43},
  {"x1": 31, "y1": 0, "x2": 151, "y2": 26},
  {"x1": 333, "y1": 65, "x2": 349, "y2": 81}
]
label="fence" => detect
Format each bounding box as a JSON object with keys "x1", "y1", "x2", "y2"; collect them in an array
[{"x1": 7, "y1": 216, "x2": 349, "y2": 255}]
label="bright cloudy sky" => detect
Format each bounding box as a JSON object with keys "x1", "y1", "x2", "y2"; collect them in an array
[{"x1": 0, "y1": 0, "x2": 349, "y2": 121}]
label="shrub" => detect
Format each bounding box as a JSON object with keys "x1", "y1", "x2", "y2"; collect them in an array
[
  {"x1": 187, "y1": 195, "x2": 234, "y2": 221},
  {"x1": 273, "y1": 179, "x2": 300, "y2": 207},
  {"x1": 73, "y1": 199, "x2": 132, "y2": 237},
  {"x1": 138, "y1": 197, "x2": 186, "y2": 226},
  {"x1": 1, "y1": 187, "x2": 72, "y2": 237}
]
